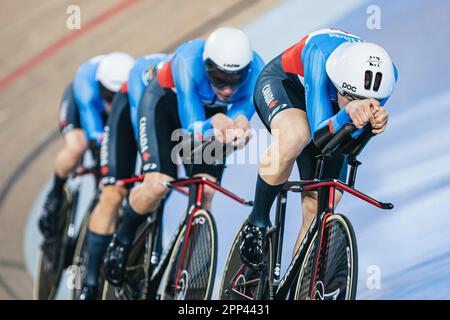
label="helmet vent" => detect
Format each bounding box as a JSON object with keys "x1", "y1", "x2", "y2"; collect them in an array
[
  {"x1": 373, "y1": 72, "x2": 383, "y2": 92},
  {"x1": 364, "y1": 70, "x2": 373, "y2": 90}
]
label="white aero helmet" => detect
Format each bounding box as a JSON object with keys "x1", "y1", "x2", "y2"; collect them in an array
[
  {"x1": 203, "y1": 27, "x2": 253, "y2": 88},
  {"x1": 325, "y1": 42, "x2": 396, "y2": 100},
  {"x1": 96, "y1": 52, "x2": 135, "y2": 94}
]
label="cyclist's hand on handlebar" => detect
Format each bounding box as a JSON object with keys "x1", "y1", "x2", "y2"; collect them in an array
[
  {"x1": 211, "y1": 113, "x2": 253, "y2": 147},
  {"x1": 370, "y1": 106, "x2": 389, "y2": 134},
  {"x1": 232, "y1": 115, "x2": 253, "y2": 149},
  {"x1": 230, "y1": 129, "x2": 252, "y2": 149},
  {"x1": 345, "y1": 99, "x2": 376, "y2": 129},
  {"x1": 211, "y1": 113, "x2": 235, "y2": 144},
  {"x1": 233, "y1": 115, "x2": 251, "y2": 131}
]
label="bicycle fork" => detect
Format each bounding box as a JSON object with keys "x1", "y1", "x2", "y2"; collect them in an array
[
  {"x1": 308, "y1": 153, "x2": 360, "y2": 300},
  {"x1": 308, "y1": 188, "x2": 335, "y2": 300},
  {"x1": 140, "y1": 201, "x2": 165, "y2": 300},
  {"x1": 173, "y1": 183, "x2": 204, "y2": 294}
]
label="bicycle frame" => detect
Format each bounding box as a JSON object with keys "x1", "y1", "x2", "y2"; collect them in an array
[
  {"x1": 270, "y1": 177, "x2": 392, "y2": 299},
  {"x1": 114, "y1": 176, "x2": 252, "y2": 300},
  {"x1": 265, "y1": 129, "x2": 394, "y2": 300}
]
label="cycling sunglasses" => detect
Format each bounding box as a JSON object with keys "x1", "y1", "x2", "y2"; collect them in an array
[
  {"x1": 99, "y1": 82, "x2": 115, "y2": 104},
  {"x1": 341, "y1": 91, "x2": 382, "y2": 103},
  {"x1": 204, "y1": 59, "x2": 250, "y2": 90}
]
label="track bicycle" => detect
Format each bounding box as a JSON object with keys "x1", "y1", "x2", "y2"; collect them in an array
[
  {"x1": 102, "y1": 140, "x2": 253, "y2": 300},
  {"x1": 219, "y1": 123, "x2": 393, "y2": 300}
]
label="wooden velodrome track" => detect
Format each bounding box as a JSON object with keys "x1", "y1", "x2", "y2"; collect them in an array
[{"x1": 0, "y1": 0, "x2": 280, "y2": 299}]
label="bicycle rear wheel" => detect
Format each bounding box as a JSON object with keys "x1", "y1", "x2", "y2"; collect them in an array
[
  {"x1": 33, "y1": 188, "x2": 72, "y2": 300},
  {"x1": 161, "y1": 209, "x2": 217, "y2": 300},
  {"x1": 294, "y1": 214, "x2": 358, "y2": 300},
  {"x1": 219, "y1": 222, "x2": 273, "y2": 300}
]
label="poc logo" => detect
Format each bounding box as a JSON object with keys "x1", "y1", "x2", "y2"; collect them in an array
[{"x1": 342, "y1": 82, "x2": 357, "y2": 92}]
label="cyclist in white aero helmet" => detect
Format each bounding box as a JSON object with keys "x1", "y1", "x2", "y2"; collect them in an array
[
  {"x1": 239, "y1": 28, "x2": 398, "y2": 270},
  {"x1": 102, "y1": 28, "x2": 265, "y2": 287},
  {"x1": 38, "y1": 52, "x2": 134, "y2": 240},
  {"x1": 326, "y1": 41, "x2": 396, "y2": 101},
  {"x1": 203, "y1": 27, "x2": 253, "y2": 95},
  {"x1": 77, "y1": 53, "x2": 170, "y2": 300},
  {"x1": 96, "y1": 52, "x2": 136, "y2": 105}
]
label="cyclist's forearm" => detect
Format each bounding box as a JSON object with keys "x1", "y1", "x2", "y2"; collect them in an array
[{"x1": 313, "y1": 108, "x2": 349, "y2": 149}]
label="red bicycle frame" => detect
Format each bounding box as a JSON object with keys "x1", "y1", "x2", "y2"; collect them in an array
[
  {"x1": 284, "y1": 178, "x2": 392, "y2": 300},
  {"x1": 115, "y1": 174, "x2": 253, "y2": 293},
  {"x1": 256, "y1": 124, "x2": 394, "y2": 300},
  {"x1": 162, "y1": 177, "x2": 252, "y2": 290}
]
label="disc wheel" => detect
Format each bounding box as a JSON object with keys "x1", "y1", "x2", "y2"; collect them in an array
[{"x1": 294, "y1": 214, "x2": 358, "y2": 300}]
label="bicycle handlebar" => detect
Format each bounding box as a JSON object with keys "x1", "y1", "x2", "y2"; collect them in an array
[
  {"x1": 182, "y1": 135, "x2": 237, "y2": 168},
  {"x1": 321, "y1": 123, "x2": 358, "y2": 154},
  {"x1": 338, "y1": 128, "x2": 375, "y2": 160},
  {"x1": 320, "y1": 122, "x2": 377, "y2": 159},
  {"x1": 114, "y1": 136, "x2": 235, "y2": 191}
]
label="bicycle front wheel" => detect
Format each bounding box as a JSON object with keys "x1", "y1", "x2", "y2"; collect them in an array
[
  {"x1": 294, "y1": 214, "x2": 358, "y2": 300},
  {"x1": 161, "y1": 209, "x2": 217, "y2": 300}
]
